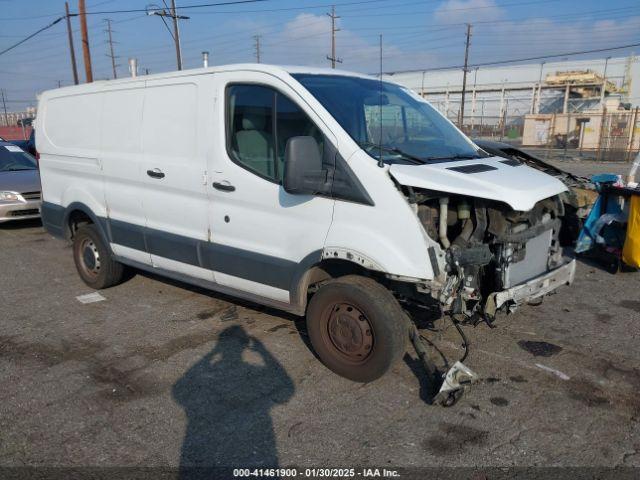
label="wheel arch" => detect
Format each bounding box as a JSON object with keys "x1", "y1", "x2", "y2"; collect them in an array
[
  {"x1": 63, "y1": 202, "x2": 110, "y2": 246},
  {"x1": 290, "y1": 256, "x2": 382, "y2": 315}
]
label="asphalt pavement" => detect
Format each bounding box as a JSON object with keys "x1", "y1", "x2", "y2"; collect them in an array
[{"x1": 1, "y1": 161, "x2": 639, "y2": 474}]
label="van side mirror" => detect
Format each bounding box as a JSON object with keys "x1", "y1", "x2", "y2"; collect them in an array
[{"x1": 283, "y1": 136, "x2": 328, "y2": 195}]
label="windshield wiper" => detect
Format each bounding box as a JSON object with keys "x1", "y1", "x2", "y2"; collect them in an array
[
  {"x1": 424, "y1": 153, "x2": 486, "y2": 161},
  {"x1": 358, "y1": 142, "x2": 425, "y2": 165}
]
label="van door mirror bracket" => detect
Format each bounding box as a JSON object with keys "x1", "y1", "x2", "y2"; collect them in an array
[{"x1": 283, "y1": 136, "x2": 329, "y2": 195}]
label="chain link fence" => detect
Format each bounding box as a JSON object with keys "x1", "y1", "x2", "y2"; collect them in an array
[{"x1": 427, "y1": 94, "x2": 640, "y2": 163}]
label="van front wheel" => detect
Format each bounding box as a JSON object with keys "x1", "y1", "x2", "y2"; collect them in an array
[
  {"x1": 73, "y1": 224, "x2": 125, "y2": 290},
  {"x1": 306, "y1": 275, "x2": 407, "y2": 383}
]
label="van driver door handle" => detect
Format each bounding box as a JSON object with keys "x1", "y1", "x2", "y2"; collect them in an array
[
  {"x1": 147, "y1": 168, "x2": 165, "y2": 179},
  {"x1": 213, "y1": 181, "x2": 236, "y2": 192}
]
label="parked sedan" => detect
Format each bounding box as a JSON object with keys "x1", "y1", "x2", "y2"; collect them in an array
[{"x1": 0, "y1": 142, "x2": 41, "y2": 223}]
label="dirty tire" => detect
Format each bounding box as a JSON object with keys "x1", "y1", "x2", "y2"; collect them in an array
[
  {"x1": 73, "y1": 224, "x2": 125, "y2": 290},
  {"x1": 306, "y1": 275, "x2": 407, "y2": 383}
]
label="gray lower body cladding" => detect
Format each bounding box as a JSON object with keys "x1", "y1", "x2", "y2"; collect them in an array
[{"x1": 41, "y1": 201, "x2": 321, "y2": 305}]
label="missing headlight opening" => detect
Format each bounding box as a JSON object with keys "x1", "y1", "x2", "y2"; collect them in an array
[{"x1": 407, "y1": 188, "x2": 572, "y2": 320}]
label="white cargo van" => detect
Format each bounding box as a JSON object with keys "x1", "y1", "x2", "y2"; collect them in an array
[{"x1": 36, "y1": 64, "x2": 576, "y2": 383}]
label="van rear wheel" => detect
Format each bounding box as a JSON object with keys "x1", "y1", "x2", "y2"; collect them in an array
[
  {"x1": 73, "y1": 224, "x2": 125, "y2": 290},
  {"x1": 306, "y1": 275, "x2": 407, "y2": 383}
]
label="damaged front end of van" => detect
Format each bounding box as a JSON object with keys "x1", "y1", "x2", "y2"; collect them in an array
[
  {"x1": 390, "y1": 157, "x2": 577, "y2": 323},
  {"x1": 291, "y1": 72, "x2": 576, "y2": 323}
]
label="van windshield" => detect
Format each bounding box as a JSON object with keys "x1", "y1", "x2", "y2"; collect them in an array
[{"x1": 292, "y1": 74, "x2": 484, "y2": 164}]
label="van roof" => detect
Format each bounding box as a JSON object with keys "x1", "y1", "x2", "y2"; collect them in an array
[{"x1": 40, "y1": 64, "x2": 380, "y2": 97}]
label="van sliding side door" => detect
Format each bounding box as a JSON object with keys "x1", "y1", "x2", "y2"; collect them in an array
[
  {"x1": 139, "y1": 78, "x2": 213, "y2": 281},
  {"x1": 100, "y1": 82, "x2": 152, "y2": 266}
]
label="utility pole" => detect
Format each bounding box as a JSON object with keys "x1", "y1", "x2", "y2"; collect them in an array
[
  {"x1": 104, "y1": 19, "x2": 119, "y2": 79},
  {"x1": 601, "y1": 56, "x2": 611, "y2": 105},
  {"x1": 78, "y1": 0, "x2": 93, "y2": 83},
  {"x1": 170, "y1": 0, "x2": 183, "y2": 70},
  {"x1": 64, "y1": 2, "x2": 79, "y2": 85},
  {"x1": 471, "y1": 67, "x2": 478, "y2": 130},
  {"x1": 535, "y1": 61, "x2": 545, "y2": 113},
  {"x1": 1, "y1": 90, "x2": 8, "y2": 127},
  {"x1": 459, "y1": 23, "x2": 472, "y2": 128},
  {"x1": 147, "y1": 2, "x2": 189, "y2": 71},
  {"x1": 254, "y1": 35, "x2": 261, "y2": 63},
  {"x1": 377, "y1": 34, "x2": 384, "y2": 168},
  {"x1": 379, "y1": 34, "x2": 383, "y2": 78},
  {"x1": 326, "y1": 5, "x2": 342, "y2": 69}
]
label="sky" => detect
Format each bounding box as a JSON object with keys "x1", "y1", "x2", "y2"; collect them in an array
[{"x1": 0, "y1": 0, "x2": 639, "y2": 111}]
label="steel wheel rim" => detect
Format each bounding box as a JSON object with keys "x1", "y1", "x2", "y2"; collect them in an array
[
  {"x1": 322, "y1": 302, "x2": 374, "y2": 365},
  {"x1": 79, "y1": 238, "x2": 101, "y2": 278}
]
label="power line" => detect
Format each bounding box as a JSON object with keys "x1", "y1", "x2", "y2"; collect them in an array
[
  {"x1": 0, "y1": 15, "x2": 65, "y2": 57},
  {"x1": 75, "y1": 0, "x2": 270, "y2": 15},
  {"x1": 16, "y1": 1, "x2": 628, "y2": 61},
  {"x1": 386, "y1": 42, "x2": 640, "y2": 74},
  {"x1": 185, "y1": 0, "x2": 425, "y2": 15},
  {"x1": 129, "y1": 4, "x2": 640, "y2": 58},
  {"x1": 343, "y1": 0, "x2": 562, "y2": 18}
]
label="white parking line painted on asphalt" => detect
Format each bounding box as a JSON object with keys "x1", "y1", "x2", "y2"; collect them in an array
[
  {"x1": 76, "y1": 292, "x2": 106, "y2": 304},
  {"x1": 535, "y1": 363, "x2": 570, "y2": 381}
]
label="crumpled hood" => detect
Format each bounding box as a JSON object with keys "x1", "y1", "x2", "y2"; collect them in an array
[
  {"x1": 0, "y1": 169, "x2": 41, "y2": 194},
  {"x1": 389, "y1": 156, "x2": 567, "y2": 211}
]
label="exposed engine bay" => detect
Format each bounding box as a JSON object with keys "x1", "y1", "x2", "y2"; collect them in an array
[
  {"x1": 405, "y1": 186, "x2": 572, "y2": 321},
  {"x1": 472, "y1": 139, "x2": 598, "y2": 244}
]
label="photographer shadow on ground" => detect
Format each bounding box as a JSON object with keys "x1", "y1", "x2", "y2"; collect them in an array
[{"x1": 173, "y1": 325, "x2": 294, "y2": 477}]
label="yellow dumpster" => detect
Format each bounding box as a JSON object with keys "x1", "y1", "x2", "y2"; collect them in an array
[{"x1": 622, "y1": 195, "x2": 640, "y2": 268}]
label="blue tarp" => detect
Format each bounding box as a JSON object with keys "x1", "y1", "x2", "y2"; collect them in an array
[{"x1": 575, "y1": 174, "x2": 626, "y2": 254}]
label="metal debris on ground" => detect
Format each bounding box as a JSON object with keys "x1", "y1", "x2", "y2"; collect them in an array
[
  {"x1": 433, "y1": 361, "x2": 479, "y2": 406},
  {"x1": 76, "y1": 292, "x2": 106, "y2": 304}
]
